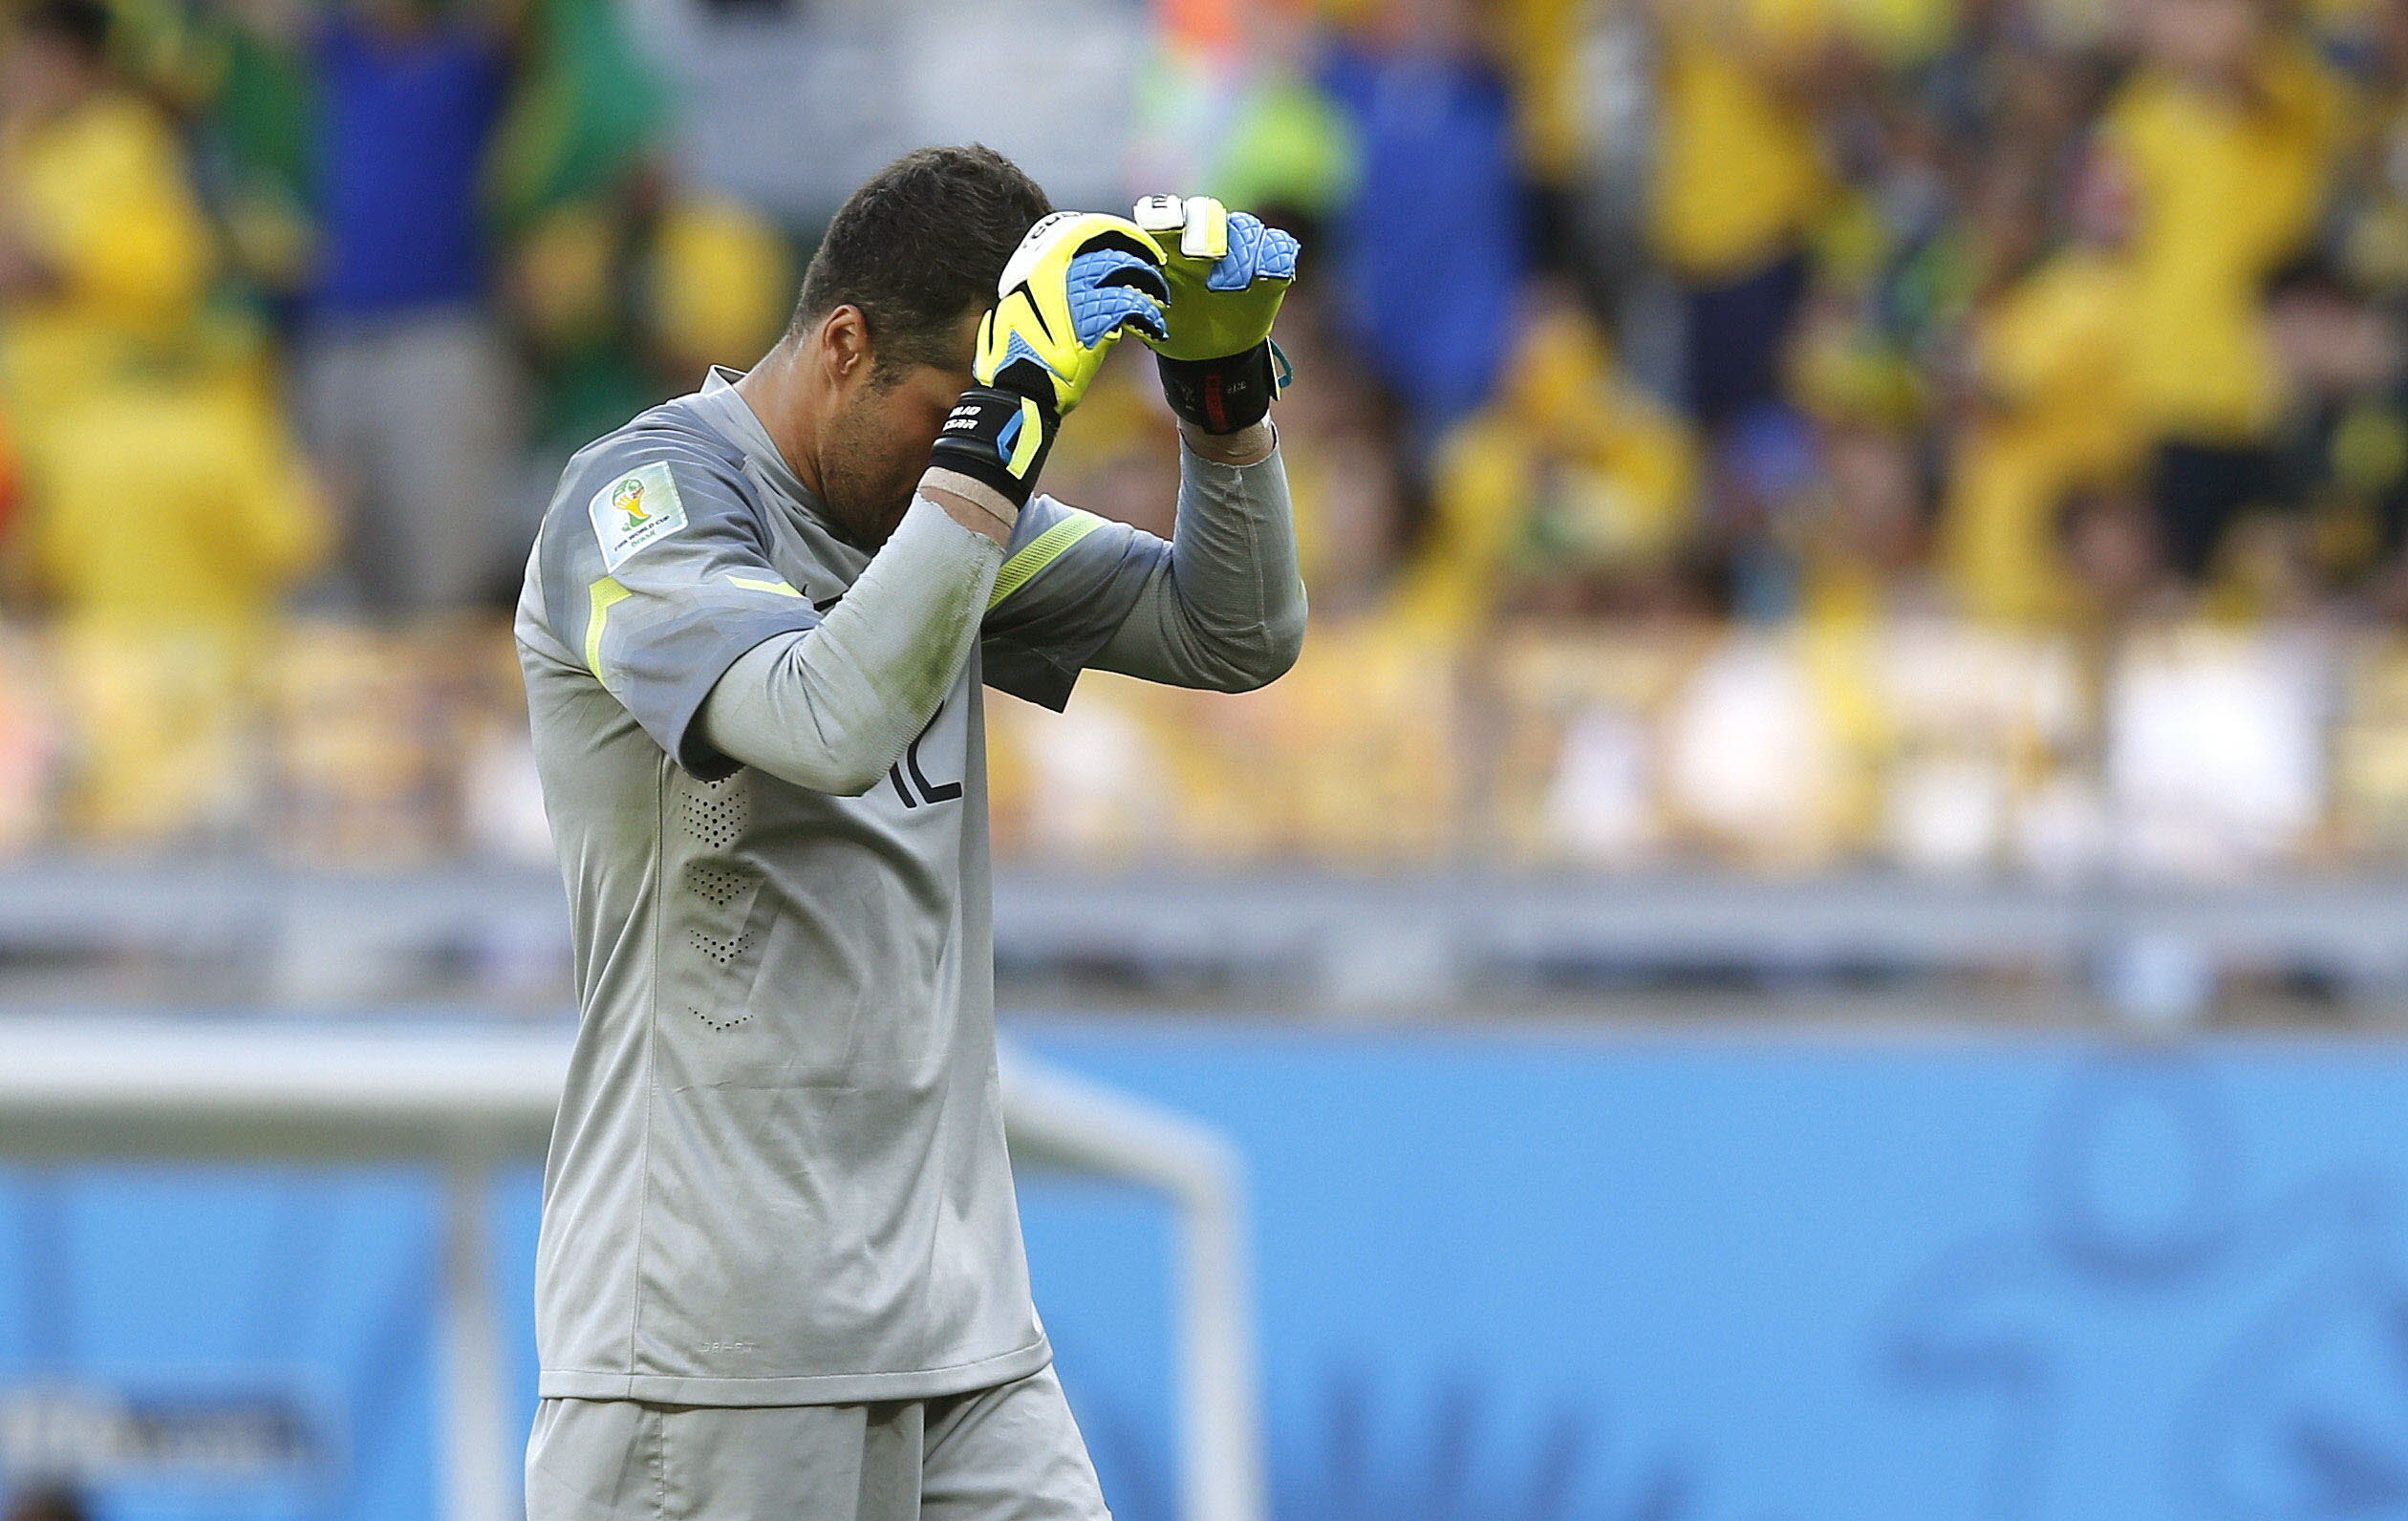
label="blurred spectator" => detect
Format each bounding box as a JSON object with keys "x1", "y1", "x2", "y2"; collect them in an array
[
  {"x1": 1321, "y1": 0, "x2": 1526, "y2": 430},
  {"x1": 2100, "y1": 0, "x2": 2346, "y2": 584},
  {"x1": 0, "y1": 0, "x2": 210, "y2": 436},
  {"x1": 1645, "y1": 0, "x2": 1835, "y2": 432},
  {"x1": 33, "y1": 371, "x2": 327, "y2": 844},
  {"x1": 256, "y1": 0, "x2": 526, "y2": 617},
  {"x1": 1397, "y1": 281, "x2": 1701, "y2": 632},
  {"x1": 1942, "y1": 149, "x2": 2143, "y2": 625}
]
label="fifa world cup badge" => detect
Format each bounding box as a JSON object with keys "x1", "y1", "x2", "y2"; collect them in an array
[{"x1": 590, "y1": 461, "x2": 688, "y2": 570}]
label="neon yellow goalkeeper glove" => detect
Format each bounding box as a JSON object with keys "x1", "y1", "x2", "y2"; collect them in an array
[
  {"x1": 1131, "y1": 194, "x2": 1300, "y2": 433},
  {"x1": 932, "y1": 211, "x2": 1170, "y2": 506}
]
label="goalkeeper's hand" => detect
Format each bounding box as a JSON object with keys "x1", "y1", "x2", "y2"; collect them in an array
[
  {"x1": 1131, "y1": 195, "x2": 1301, "y2": 434},
  {"x1": 931, "y1": 211, "x2": 1170, "y2": 509}
]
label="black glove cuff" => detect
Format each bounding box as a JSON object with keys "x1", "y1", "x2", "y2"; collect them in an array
[
  {"x1": 1156, "y1": 342, "x2": 1281, "y2": 435},
  {"x1": 928, "y1": 386, "x2": 1055, "y2": 508}
]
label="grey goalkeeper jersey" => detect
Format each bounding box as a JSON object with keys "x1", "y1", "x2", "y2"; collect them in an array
[{"x1": 516, "y1": 370, "x2": 1172, "y2": 1405}]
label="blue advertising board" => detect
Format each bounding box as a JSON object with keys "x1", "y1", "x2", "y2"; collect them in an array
[{"x1": 6, "y1": 1025, "x2": 2408, "y2": 1521}]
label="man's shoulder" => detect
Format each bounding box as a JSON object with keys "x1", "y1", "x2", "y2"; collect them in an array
[
  {"x1": 521, "y1": 397, "x2": 773, "y2": 647},
  {"x1": 564, "y1": 397, "x2": 756, "y2": 502},
  {"x1": 544, "y1": 398, "x2": 774, "y2": 549}
]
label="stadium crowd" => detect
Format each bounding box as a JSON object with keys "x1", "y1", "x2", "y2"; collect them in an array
[{"x1": 4, "y1": 0, "x2": 2408, "y2": 876}]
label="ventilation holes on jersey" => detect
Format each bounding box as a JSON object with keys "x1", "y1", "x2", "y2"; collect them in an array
[
  {"x1": 680, "y1": 780, "x2": 749, "y2": 849},
  {"x1": 685, "y1": 862, "x2": 756, "y2": 910},
  {"x1": 690, "y1": 1004, "x2": 750, "y2": 1032},
  {"x1": 689, "y1": 928, "x2": 753, "y2": 967}
]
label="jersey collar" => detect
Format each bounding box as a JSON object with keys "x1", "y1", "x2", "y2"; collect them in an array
[{"x1": 693, "y1": 366, "x2": 829, "y2": 527}]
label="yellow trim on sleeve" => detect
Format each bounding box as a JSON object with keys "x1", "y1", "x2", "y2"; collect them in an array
[
  {"x1": 726, "y1": 575, "x2": 806, "y2": 598},
  {"x1": 988, "y1": 509, "x2": 1107, "y2": 610},
  {"x1": 585, "y1": 576, "x2": 632, "y2": 679}
]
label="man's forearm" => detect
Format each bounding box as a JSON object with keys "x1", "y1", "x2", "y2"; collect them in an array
[
  {"x1": 921, "y1": 467, "x2": 1019, "y2": 546},
  {"x1": 1091, "y1": 427, "x2": 1306, "y2": 691},
  {"x1": 699, "y1": 483, "x2": 1005, "y2": 794}
]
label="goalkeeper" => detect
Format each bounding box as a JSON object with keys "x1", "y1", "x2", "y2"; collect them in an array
[{"x1": 517, "y1": 144, "x2": 1302, "y2": 1521}]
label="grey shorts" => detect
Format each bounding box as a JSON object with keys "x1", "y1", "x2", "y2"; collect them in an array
[{"x1": 524, "y1": 1364, "x2": 1111, "y2": 1521}]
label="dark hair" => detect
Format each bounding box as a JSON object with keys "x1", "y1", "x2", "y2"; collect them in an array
[
  {"x1": 791, "y1": 145, "x2": 1051, "y2": 377},
  {"x1": 15, "y1": 0, "x2": 111, "y2": 58}
]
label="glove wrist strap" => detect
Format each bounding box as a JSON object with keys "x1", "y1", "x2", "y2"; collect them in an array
[
  {"x1": 929, "y1": 386, "x2": 1055, "y2": 508},
  {"x1": 1156, "y1": 341, "x2": 1285, "y2": 435}
]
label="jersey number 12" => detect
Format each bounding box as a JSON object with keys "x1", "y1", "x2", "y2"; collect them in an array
[{"x1": 890, "y1": 718, "x2": 960, "y2": 809}]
